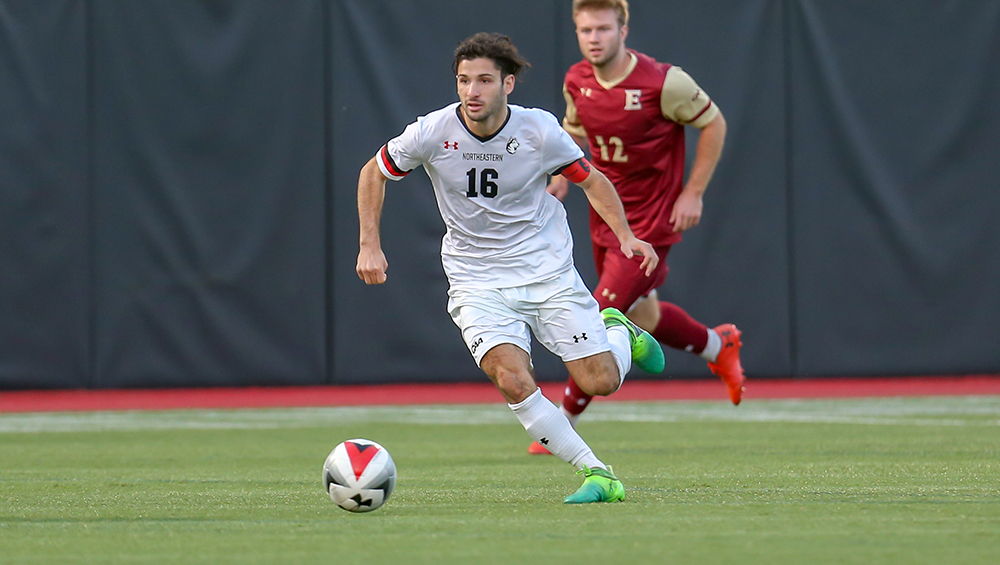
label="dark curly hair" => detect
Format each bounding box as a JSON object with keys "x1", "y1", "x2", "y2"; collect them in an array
[{"x1": 452, "y1": 32, "x2": 530, "y2": 79}]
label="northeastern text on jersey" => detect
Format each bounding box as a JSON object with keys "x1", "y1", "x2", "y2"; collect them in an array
[{"x1": 462, "y1": 152, "x2": 504, "y2": 161}]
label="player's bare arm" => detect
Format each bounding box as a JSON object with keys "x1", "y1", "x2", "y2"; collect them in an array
[
  {"x1": 546, "y1": 132, "x2": 589, "y2": 201},
  {"x1": 547, "y1": 81, "x2": 589, "y2": 201},
  {"x1": 568, "y1": 131, "x2": 588, "y2": 151},
  {"x1": 671, "y1": 111, "x2": 727, "y2": 232},
  {"x1": 357, "y1": 156, "x2": 390, "y2": 285},
  {"x1": 572, "y1": 162, "x2": 658, "y2": 276}
]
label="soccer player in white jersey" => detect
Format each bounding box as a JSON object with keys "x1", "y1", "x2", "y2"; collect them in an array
[{"x1": 356, "y1": 32, "x2": 665, "y2": 504}]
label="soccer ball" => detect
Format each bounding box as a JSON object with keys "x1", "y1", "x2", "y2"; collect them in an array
[{"x1": 323, "y1": 439, "x2": 396, "y2": 512}]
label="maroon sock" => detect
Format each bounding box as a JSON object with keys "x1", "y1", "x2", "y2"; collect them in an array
[
  {"x1": 561, "y1": 376, "x2": 593, "y2": 416},
  {"x1": 651, "y1": 301, "x2": 709, "y2": 354}
]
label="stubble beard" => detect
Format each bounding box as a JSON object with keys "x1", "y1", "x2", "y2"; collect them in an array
[
  {"x1": 464, "y1": 96, "x2": 502, "y2": 123},
  {"x1": 590, "y1": 40, "x2": 622, "y2": 70}
]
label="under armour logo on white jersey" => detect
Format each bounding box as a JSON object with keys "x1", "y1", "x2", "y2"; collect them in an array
[
  {"x1": 444, "y1": 141, "x2": 459, "y2": 150},
  {"x1": 624, "y1": 89, "x2": 642, "y2": 110}
]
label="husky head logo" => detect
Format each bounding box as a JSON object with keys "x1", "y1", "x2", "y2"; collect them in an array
[{"x1": 506, "y1": 137, "x2": 519, "y2": 154}]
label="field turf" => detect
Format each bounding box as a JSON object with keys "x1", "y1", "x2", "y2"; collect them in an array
[{"x1": 1, "y1": 397, "x2": 998, "y2": 564}]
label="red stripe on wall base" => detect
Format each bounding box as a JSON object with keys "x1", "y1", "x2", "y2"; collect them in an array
[{"x1": 0, "y1": 375, "x2": 997, "y2": 413}]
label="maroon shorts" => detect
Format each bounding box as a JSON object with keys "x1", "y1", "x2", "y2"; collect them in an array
[{"x1": 592, "y1": 244, "x2": 672, "y2": 311}]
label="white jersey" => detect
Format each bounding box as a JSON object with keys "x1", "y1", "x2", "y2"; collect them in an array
[{"x1": 376, "y1": 103, "x2": 585, "y2": 289}]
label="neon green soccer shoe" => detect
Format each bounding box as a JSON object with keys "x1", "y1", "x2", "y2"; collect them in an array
[
  {"x1": 601, "y1": 307, "x2": 665, "y2": 374},
  {"x1": 563, "y1": 466, "x2": 625, "y2": 504}
]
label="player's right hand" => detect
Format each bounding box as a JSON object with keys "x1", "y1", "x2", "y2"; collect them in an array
[
  {"x1": 356, "y1": 247, "x2": 388, "y2": 285},
  {"x1": 546, "y1": 175, "x2": 570, "y2": 201}
]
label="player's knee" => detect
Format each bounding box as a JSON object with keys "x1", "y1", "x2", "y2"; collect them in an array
[
  {"x1": 566, "y1": 352, "x2": 621, "y2": 396},
  {"x1": 627, "y1": 295, "x2": 661, "y2": 331},
  {"x1": 591, "y1": 373, "x2": 621, "y2": 396},
  {"x1": 490, "y1": 366, "x2": 536, "y2": 403},
  {"x1": 576, "y1": 371, "x2": 620, "y2": 397}
]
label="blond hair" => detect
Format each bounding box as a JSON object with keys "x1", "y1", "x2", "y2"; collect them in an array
[{"x1": 572, "y1": 0, "x2": 629, "y2": 28}]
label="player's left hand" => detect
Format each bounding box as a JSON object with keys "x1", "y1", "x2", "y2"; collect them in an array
[
  {"x1": 670, "y1": 190, "x2": 703, "y2": 232},
  {"x1": 620, "y1": 237, "x2": 659, "y2": 277}
]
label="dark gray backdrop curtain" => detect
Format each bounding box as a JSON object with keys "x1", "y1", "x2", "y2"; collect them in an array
[
  {"x1": 0, "y1": 0, "x2": 89, "y2": 387},
  {"x1": 1, "y1": 0, "x2": 998, "y2": 389},
  {"x1": 88, "y1": 0, "x2": 327, "y2": 387},
  {"x1": 788, "y1": 0, "x2": 1000, "y2": 376}
]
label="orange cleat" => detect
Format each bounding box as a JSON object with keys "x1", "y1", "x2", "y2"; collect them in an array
[
  {"x1": 708, "y1": 324, "x2": 746, "y2": 405},
  {"x1": 527, "y1": 441, "x2": 553, "y2": 455}
]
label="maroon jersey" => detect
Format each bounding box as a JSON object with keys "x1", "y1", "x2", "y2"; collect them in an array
[{"x1": 563, "y1": 50, "x2": 717, "y2": 248}]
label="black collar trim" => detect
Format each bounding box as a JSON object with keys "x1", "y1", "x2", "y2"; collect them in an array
[{"x1": 455, "y1": 105, "x2": 511, "y2": 143}]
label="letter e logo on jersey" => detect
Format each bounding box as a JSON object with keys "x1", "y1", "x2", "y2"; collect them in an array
[{"x1": 624, "y1": 89, "x2": 642, "y2": 110}]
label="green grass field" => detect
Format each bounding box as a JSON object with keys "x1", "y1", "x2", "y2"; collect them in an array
[{"x1": 2, "y1": 397, "x2": 998, "y2": 564}]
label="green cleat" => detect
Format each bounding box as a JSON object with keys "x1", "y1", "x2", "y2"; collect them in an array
[
  {"x1": 601, "y1": 307, "x2": 665, "y2": 374},
  {"x1": 563, "y1": 466, "x2": 625, "y2": 504}
]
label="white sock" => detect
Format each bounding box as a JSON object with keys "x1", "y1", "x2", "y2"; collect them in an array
[
  {"x1": 700, "y1": 328, "x2": 722, "y2": 362},
  {"x1": 509, "y1": 389, "x2": 604, "y2": 470},
  {"x1": 606, "y1": 325, "x2": 631, "y2": 391}
]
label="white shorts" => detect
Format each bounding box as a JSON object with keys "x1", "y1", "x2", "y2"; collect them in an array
[{"x1": 447, "y1": 268, "x2": 610, "y2": 366}]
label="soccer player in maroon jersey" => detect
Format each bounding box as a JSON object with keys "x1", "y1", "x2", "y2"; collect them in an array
[{"x1": 529, "y1": 0, "x2": 745, "y2": 455}]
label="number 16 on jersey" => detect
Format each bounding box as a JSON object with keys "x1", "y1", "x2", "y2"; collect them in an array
[{"x1": 466, "y1": 168, "x2": 499, "y2": 198}]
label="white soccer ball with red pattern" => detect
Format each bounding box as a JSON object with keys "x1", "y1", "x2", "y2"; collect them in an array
[{"x1": 323, "y1": 439, "x2": 396, "y2": 512}]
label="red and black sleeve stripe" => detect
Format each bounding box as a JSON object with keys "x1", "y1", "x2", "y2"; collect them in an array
[{"x1": 379, "y1": 145, "x2": 409, "y2": 178}]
